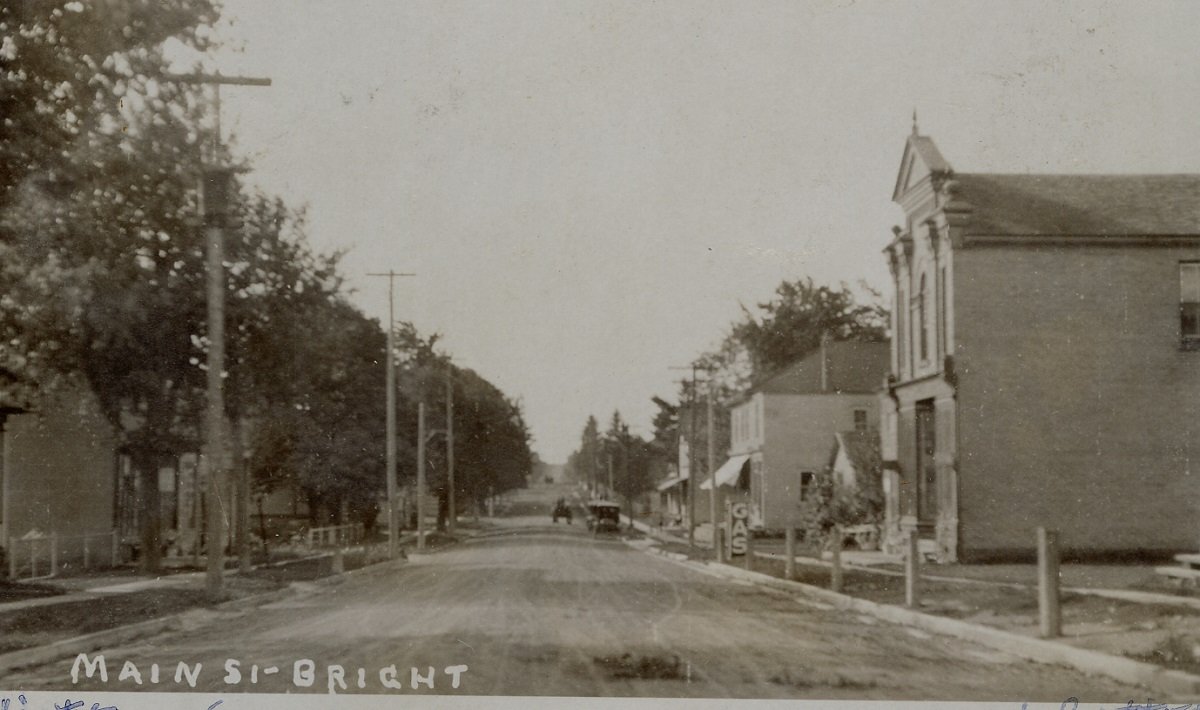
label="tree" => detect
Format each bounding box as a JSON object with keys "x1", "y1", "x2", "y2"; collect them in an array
[
  {"x1": 730, "y1": 277, "x2": 887, "y2": 379},
  {"x1": 649, "y1": 396, "x2": 678, "y2": 468},
  {"x1": 0, "y1": 0, "x2": 221, "y2": 572},
  {"x1": 649, "y1": 276, "x2": 886, "y2": 480},
  {"x1": 390, "y1": 323, "x2": 533, "y2": 527}
]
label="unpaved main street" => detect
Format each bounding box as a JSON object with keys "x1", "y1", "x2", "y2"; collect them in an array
[{"x1": 7, "y1": 484, "x2": 1154, "y2": 701}]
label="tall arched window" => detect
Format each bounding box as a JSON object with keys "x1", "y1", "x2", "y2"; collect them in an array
[{"x1": 918, "y1": 273, "x2": 929, "y2": 362}]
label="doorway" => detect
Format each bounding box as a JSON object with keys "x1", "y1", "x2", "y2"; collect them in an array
[{"x1": 915, "y1": 399, "x2": 937, "y2": 523}]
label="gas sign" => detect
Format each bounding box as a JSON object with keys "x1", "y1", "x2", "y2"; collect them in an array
[{"x1": 728, "y1": 502, "x2": 749, "y2": 556}]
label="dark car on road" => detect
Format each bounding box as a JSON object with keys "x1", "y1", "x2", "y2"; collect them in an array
[
  {"x1": 552, "y1": 498, "x2": 573, "y2": 524},
  {"x1": 586, "y1": 500, "x2": 621, "y2": 534}
]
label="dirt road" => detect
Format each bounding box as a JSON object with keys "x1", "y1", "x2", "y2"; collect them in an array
[{"x1": 5, "y1": 485, "x2": 1155, "y2": 701}]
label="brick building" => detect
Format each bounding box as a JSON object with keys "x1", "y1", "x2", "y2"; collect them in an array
[
  {"x1": 1, "y1": 386, "x2": 120, "y2": 573},
  {"x1": 881, "y1": 128, "x2": 1200, "y2": 562}
]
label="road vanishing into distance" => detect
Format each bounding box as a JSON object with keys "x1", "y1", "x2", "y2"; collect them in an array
[{"x1": 9, "y1": 483, "x2": 1150, "y2": 701}]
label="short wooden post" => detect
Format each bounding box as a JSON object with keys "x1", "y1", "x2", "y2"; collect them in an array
[
  {"x1": 111, "y1": 529, "x2": 119, "y2": 567},
  {"x1": 49, "y1": 532, "x2": 58, "y2": 576},
  {"x1": 331, "y1": 546, "x2": 345, "y2": 575},
  {"x1": 784, "y1": 527, "x2": 796, "y2": 581},
  {"x1": 1038, "y1": 527, "x2": 1062, "y2": 638},
  {"x1": 905, "y1": 530, "x2": 920, "y2": 608},
  {"x1": 7, "y1": 537, "x2": 15, "y2": 579},
  {"x1": 743, "y1": 532, "x2": 753, "y2": 571},
  {"x1": 31, "y1": 538, "x2": 38, "y2": 578},
  {"x1": 830, "y1": 524, "x2": 843, "y2": 593},
  {"x1": 83, "y1": 534, "x2": 91, "y2": 570}
]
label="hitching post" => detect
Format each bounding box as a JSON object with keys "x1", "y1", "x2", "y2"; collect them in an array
[
  {"x1": 1038, "y1": 527, "x2": 1062, "y2": 638},
  {"x1": 905, "y1": 529, "x2": 920, "y2": 608},
  {"x1": 784, "y1": 526, "x2": 796, "y2": 581},
  {"x1": 830, "y1": 524, "x2": 843, "y2": 593}
]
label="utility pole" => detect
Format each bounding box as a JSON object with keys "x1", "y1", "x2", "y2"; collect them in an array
[
  {"x1": 707, "y1": 372, "x2": 718, "y2": 554},
  {"x1": 446, "y1": 369, "x2": 456, "y2": 534},
  {"x1": 669, "y1": 365, "x2": 701, "y2": 548},
  {"x1": 164, "y1": 71, "x2": 270, "y2": 601},
  {"x1": 417, "y1": 401, "x2": 427, "y2": 551},
  {"x1": 607, "y1": 449, "x2": 614, "y2": 498},
  {"x1": 367, "y1": 270, "x2": 415, "y2": 559}
]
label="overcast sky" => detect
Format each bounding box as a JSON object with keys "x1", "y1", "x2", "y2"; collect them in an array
[{"x1": 198, "y1": 0, "x2": 1200, "y2": 462}]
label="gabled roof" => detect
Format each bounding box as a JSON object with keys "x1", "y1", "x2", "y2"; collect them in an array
[
  {"x1": 893, "y1": 132, "x2": 954, "y2": 201},
  {"x1": 950, "y1": 173, "x2": 1200, "y2": 237},
  {"x1": 749, "y1": 340, "x2": 889, "y2": 397},
  {"x1": 829, "y1": 429, "x2": 880, "y2": 473}
]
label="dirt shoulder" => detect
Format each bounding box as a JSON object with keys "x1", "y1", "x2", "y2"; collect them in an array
[
  {"x1": 717, "y1": 550, "x2": 1200, "y2": 678},
  {"x1": 0, "y1": 547, "x2": 393, "y2": 656}
]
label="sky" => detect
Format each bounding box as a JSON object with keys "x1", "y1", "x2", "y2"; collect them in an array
[{"x1": 191, "y1": 0, "x2": 1200, "y2": 463}]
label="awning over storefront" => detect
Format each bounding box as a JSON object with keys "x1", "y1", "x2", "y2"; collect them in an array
[
  {"x1": 656, "y1": 474, "x2": 686, "y2": 492},
  {"x1": 699, "y1": 454, "x2": 751, "y2": 491}
]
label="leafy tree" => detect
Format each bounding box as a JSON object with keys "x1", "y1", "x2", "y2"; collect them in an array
[
  {"x1": 730, "y1": 278, "x2": 887, "y2": 379},
  {"x1": 391, "y1": 323, "x2": 533, "y2": 529},
  {"x1": 649, "y1": 276, "x2": 885, "y2": 481},
  {"x1": 598, "y1": 411, "x2": 666, "y2": 525},
  {"x1": 649, "y1": 396, "x2": 677, "y2": 468}
]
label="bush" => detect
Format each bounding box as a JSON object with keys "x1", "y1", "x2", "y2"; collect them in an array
[{"x1": 795, "y1": 468, "x2": 883, "y2": 549}]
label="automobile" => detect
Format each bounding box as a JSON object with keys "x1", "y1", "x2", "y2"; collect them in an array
[
  {"x1": 552, "y1": 498, "x2": 573, "y2": 524},
  {"x1": 586, "y1": 500, "x2": 621, "y2": 534}
]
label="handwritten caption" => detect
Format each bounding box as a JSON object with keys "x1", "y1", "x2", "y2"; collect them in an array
[{"x1": 70, "y1": 654, "x2": 468, "y2": 695}]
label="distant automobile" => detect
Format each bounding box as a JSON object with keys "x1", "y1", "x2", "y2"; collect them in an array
[
  {"x1": 586, "y1": 500, "x2": 621, "y2": 534},
  {"x1": 552, "y1": 498, "x2": 573, "y2": 524}
]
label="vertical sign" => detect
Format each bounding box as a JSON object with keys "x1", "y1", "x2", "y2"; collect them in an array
[{"x1": 729, "y1": 502, "x2": 749, "y2": 556}]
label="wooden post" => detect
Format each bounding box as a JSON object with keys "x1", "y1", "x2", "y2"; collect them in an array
[
  {"x1": 49, "y1": 532, "x2": 58, "y2": 576},
  {"x1": 1038, "y1": 527, "x2": 1062, "y2": 638},
  {"x1": 831, "y1": 524, "x2": 843, "y2": 593},
  {"x1": 7, "y1": 537, "x2": 15, "y2": 579},
  {"x1": 905, "y1": 530, "x2": 919, "y2": 608},
  {"x1": 784, "y1": 527, "x2": 796, "y2": 581},
  {"x1": 743, "y1": 531, "x2": 753, "y2": 571},
  {"x1": 31, "y1": 538, "x2": 38, "y2": 579},
  {"x1": 331, "y1": 546, "x2": 345, "y2": 575},
  {"x1": 714, "y1": 492, "x2": 725, "y2": 563},
  {"x1": 83, "y1": 535, "x2": 91, "y2": 571},
  {"x1": 111, "y1": 530, "x2": 119, "y2": 567}
]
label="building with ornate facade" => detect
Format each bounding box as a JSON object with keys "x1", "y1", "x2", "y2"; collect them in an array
[{"x1": 881, "y1": 128, "x2": 1200, "y2": 562}]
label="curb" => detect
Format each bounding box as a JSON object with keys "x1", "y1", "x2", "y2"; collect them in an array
[
  {"x1": 0, "y1": 551, "x2": 408, "y2": 675},
  {"x1": 0, "y1": 613, "x2": 183, "y2": 675},
  {"x1": 753, "y1": 549, "x2": 1200, "y2": 612},
  {"x1": 639, "y1": 544, "x2": 1200, "y2": 697}
]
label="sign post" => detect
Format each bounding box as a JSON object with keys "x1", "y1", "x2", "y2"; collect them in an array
[{"x1": 729, "y1": 502, "x2": 750, "y2": 559}]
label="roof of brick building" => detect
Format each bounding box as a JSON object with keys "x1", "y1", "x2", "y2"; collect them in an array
[
  {"x1": 750, "y1": 340, "x2": 889, "y2": 396},
  {"x1": 952, "y1": 173, "x2": 1200, "y2": 237}
]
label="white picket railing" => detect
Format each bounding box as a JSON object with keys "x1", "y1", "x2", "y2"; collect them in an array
[
  {"x1": 6, "y1": 530, "x2": 121, "y2": 581},
  {"x1": 306, "y1": 523, "x2": 363, "y2": 549}
]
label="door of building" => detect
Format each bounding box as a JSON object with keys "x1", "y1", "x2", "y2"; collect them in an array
[{"x1": 915, "y1": 400, "x2": 938, "y2": 522}]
